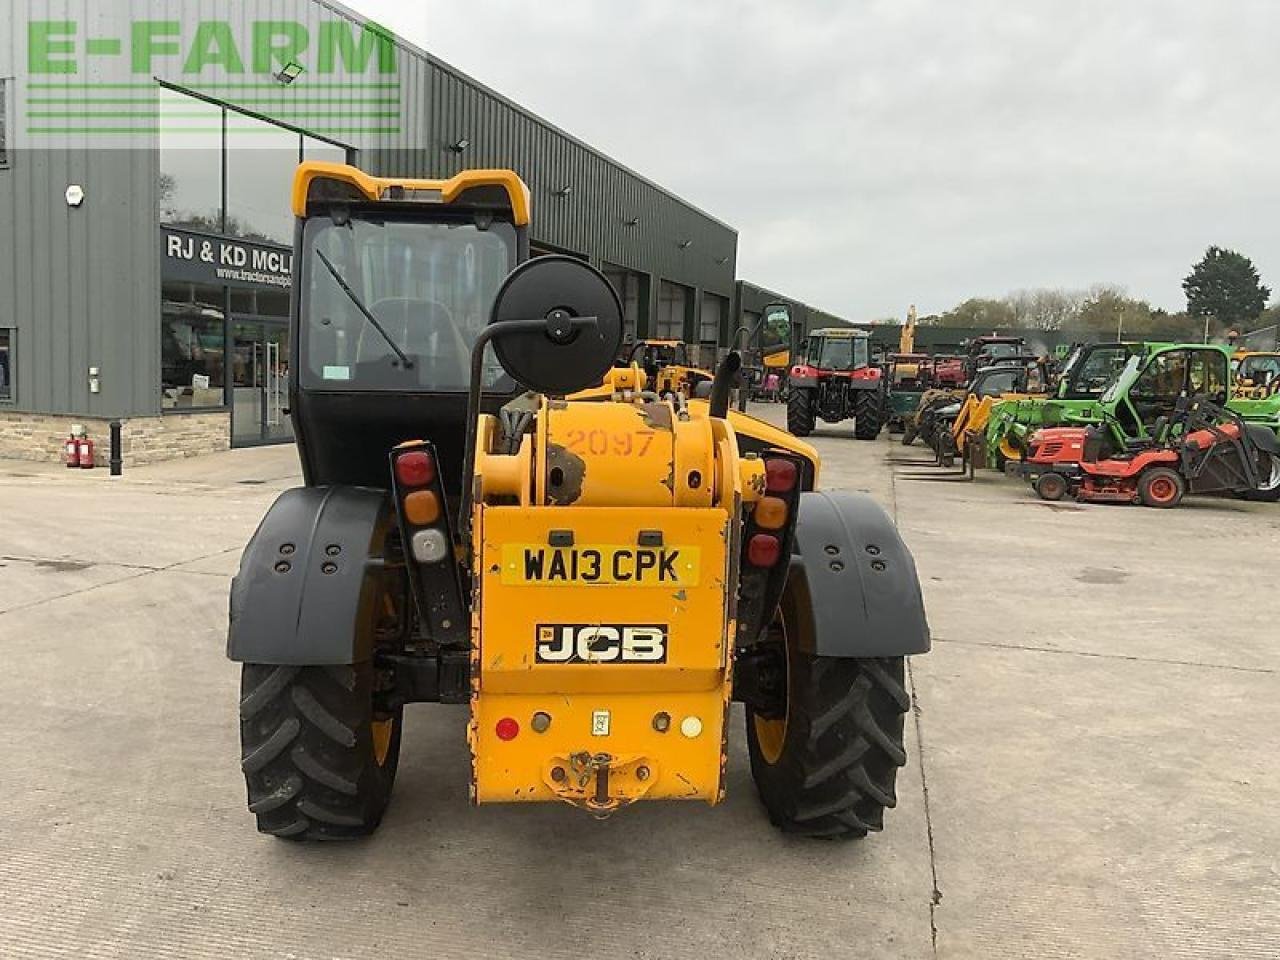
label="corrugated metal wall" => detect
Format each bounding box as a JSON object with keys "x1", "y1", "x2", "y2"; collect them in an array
[
  {"x1": 0, "y1": 144, "x2": 160, "y2": 417},
  {"x1": 0, "y1": 0, "x2": 740, "y2": 418},
  {"x1": 358, "y1": 51, "x2": 740, "y2": 313},
  {"x1": 733, "y1": 280, "x2": 852, "y2": 342}
]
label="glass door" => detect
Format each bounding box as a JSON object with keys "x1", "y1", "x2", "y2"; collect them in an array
[{"x1": 232, "y1": 318, "x2": 293, "y2": 446}]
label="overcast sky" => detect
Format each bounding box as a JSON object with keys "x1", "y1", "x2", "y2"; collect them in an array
[{"x1": 346, "y1": 1, "x2": 1280, "y2": 323}]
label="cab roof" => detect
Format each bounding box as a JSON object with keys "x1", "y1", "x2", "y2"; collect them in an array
[
  {"x1": 812, "y1": 328, "x2": 869, "y2": 338},
  {"x1": 292, "y1": 162, "x2": 531, "y2": 224}
]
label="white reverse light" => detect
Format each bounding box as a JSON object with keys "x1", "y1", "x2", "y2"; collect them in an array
[
  {"x1": 411, "y1": 529, "x2": 449, "y2": 564},
  {"x1": 680, "y1": 716, "x2": 703, "y2": 739}
]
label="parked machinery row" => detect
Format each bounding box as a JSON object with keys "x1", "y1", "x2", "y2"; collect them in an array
[{"x1": 891, "y1": 340, "x2": 1280, "y2": 508}]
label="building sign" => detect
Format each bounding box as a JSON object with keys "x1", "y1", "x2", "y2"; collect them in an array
[
  {"x1": 6, "y1": 1, "x2": 406, "y2": 149},
  {"x1": 162, "y1": 226, "x2": 292, "y2": 290}
]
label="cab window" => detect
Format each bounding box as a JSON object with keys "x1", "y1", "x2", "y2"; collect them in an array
[
  {"x1": 975, "y1": 369, "x2": 1018, "y2": 398},
  {"x1": 1131, "y1": 351, "x2": 1189, "y2": 404},
  {"x1": 1070, "y1": 346, "x2": 1129, "y2": 398},
  {"x1": 1239, "y1": 355, "x2": 1280, "y2": 385},
  {"x1": 1025, "y1": 364, "x2": 1046, "y2": 393},
  {"x1": 1188, "y1": 350, "x2": 1227, "y2": 401}
]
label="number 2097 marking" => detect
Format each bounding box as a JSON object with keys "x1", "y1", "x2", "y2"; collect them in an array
[{"x1": 563, "y1": 429, "x2": 655, "y2": 457}]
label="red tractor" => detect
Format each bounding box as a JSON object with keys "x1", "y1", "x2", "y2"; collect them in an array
[
  {"x1": 787, "y1": 328, "x2": 886, "y2": 440},
  {"x1": 931, "y1": 335, "x2": 1027, "y2": 389},
  {"x1": 1021, "y1": 396, "x2": 1280, "y2": 507}
]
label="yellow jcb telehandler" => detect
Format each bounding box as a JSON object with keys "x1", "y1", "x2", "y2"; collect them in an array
[
  {"x1": 227, "y1": 163, "x2": 930, "y2": 840},
  {"x1": 625, "y1": 339, "x2": 715, "y2": 399}
]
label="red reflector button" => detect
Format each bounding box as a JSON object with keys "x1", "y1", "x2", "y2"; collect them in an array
[
  {"x1": 747, "y1": 534, "x2": 781, "y2": 567},
  {"x1": 395, "y1": 450, "x2": 435, "y2": 487},
  {"x1": 765, "y1": 458, "x2": 798, "y2": 493},
  {"x1": 495, "y1": 717, "x2": 520, "y2": 741}
]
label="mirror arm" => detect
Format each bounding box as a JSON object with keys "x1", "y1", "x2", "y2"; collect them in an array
[
  {"x1": 708, "y1": 351, "x2": 742, "y2": 419},
  {"x1": 458, "y1": 314, "x2": 600, "y2": 547}
]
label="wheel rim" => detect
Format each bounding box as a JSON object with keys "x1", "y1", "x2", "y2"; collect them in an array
[
  {"x1": 371, "y1": 718, "x2": 394, "y2": 767},
  {"x1": 1260, "y1": 454, "x2": 1280, "y2": 492},
  {"x1": 1148, "y1": 474, "x2": 1178, "y2": 503},
  {"x1": 752, "y1": 615, "x2": 789, "y2": 766},
  {"x1": 370, "y1": 573, "x2": 401, "y2": 768}
]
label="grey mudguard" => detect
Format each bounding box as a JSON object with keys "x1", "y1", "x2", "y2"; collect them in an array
[
  {"x1": 1246, "y1": 423, "x2": 1280, "y2": 454},
  {"x1": 791, "y1": 490, "x2": 930, "y2": 657},
  {"x1": 227, "y1": 485, "x2": 394, "y2": 665}
]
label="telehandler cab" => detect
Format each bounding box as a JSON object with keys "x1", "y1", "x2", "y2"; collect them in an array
[{"x1": 227, "y1": 163, "x2": 930, "y2": 841}]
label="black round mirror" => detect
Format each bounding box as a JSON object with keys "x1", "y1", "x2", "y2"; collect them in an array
[{"x1": 488, "y1": 255, "x2": 623, "y2": 395}]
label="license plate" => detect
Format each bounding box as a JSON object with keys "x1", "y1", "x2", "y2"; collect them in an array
[{"x1": 500, "y1": 544, "x2": 701, "y2": 586}]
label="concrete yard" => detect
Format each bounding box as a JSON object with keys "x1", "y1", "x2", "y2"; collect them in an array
[{"x1": 1, "y1": 404, "x2": 1276, "y2": 960}]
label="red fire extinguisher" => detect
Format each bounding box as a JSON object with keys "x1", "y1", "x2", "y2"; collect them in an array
[
  {"x1": 64, "y1": 431, "x2": 80, "y2": 468},
  {"x1": 77, "y1": 432, "x2": 95, "y2": 469}
]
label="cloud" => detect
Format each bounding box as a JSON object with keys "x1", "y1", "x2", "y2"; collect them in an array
[{"x1": 348, "y1": 0, "x2": 1280, "y2": 322}]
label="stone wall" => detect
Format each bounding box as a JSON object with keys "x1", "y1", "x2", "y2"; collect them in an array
[{"x1": 0, "y1": 411, "x2": 230, "y2": 467}]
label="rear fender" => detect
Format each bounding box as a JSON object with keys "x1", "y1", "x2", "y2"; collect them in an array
[
  {"x1": 789, "y1": 491, "x2": 930, "y2": 658},
  {"x1": 1246, "y1": 424, "x2": 1280, "y2": 455},
  {"x1": 227, "y1": 485, "x2": 396, "y2": 665}
]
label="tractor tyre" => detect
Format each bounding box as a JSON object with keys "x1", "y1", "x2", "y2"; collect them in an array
[
  {"x1": 1241, "y1": 451, "x2": 1280, "y2": 502},
  {"x1": 788, "y1": 388, "x2": 816, "y2": 437},
  {"x1": 853, "y1": 390, "x2": 884, "y2": 441},
  {"x1": 1137, "y1": 467, "x2": 1185, "y2": 509},
  {"x1": 240, "y1": 662, "x2": 402, "y2": 840},
  {"x1": 746, "y1": 580, "x2": 910, "y2": 839},
  {"x1": 1035, "y1": 472, "x2": 1068, "y2": 502}
]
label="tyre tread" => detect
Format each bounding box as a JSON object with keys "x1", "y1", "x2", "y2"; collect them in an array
[
  {"x1": 238, "y1": 663, "x2": 399, "y2": 841},
  {"x1": 748, "y1": 655, "x2": 909, "y2": 840}
]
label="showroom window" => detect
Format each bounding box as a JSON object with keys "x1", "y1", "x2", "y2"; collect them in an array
[
  {"x1": 158, "y1": 89, "x2": 223, "y2": 231},
  {"x1": 161, "y1": 283, "x2": 227, "y2": 410},
  {"x1": 158, "y1": 86, "x2": 351, "y2": 238},
  {"x1": 305, "y1": 135, "x2": 348, "y2": 165},
  {"x1": 226, "y1": 113, "x2": 301, "y2": 245},
  {"x1": 0, "y1": 329, "x2": 13, "y2": 401}
]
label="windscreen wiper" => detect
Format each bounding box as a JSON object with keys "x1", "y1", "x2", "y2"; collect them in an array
[{"x1": 314, "y1": 249, "x2": 414, "y2": 369}]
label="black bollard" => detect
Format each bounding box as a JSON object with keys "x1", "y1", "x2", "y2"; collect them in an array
[{"x1": 109, "y1": 420, "x2": 122, "y2": 476}]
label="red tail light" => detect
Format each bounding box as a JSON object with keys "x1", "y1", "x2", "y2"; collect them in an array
[
  {"x1": 765, "y1": 458, "x2": 797, "y2": 493},
  {"x1": 747, "y1": 534, "x2": 781, "y2": 567},
  {"x1": 395, "y1": 450, "x2": 435, "y2": 487},
  {"x1": 495, "y1": 717, "x2": 520, "y2": 741}
]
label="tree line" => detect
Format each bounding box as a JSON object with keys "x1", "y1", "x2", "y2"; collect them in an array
[{"x1": 918, "y1": 246, "x2": 1274, "y2": 341}]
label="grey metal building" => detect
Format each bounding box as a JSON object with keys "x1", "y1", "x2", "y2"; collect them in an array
[{"x1": 0, "y1": 0, "x2": 749, "y2": 462}]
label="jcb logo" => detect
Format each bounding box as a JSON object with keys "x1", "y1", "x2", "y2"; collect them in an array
[{"x1": 535, "y1": 624, "x2": 668, "y2": 664}]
